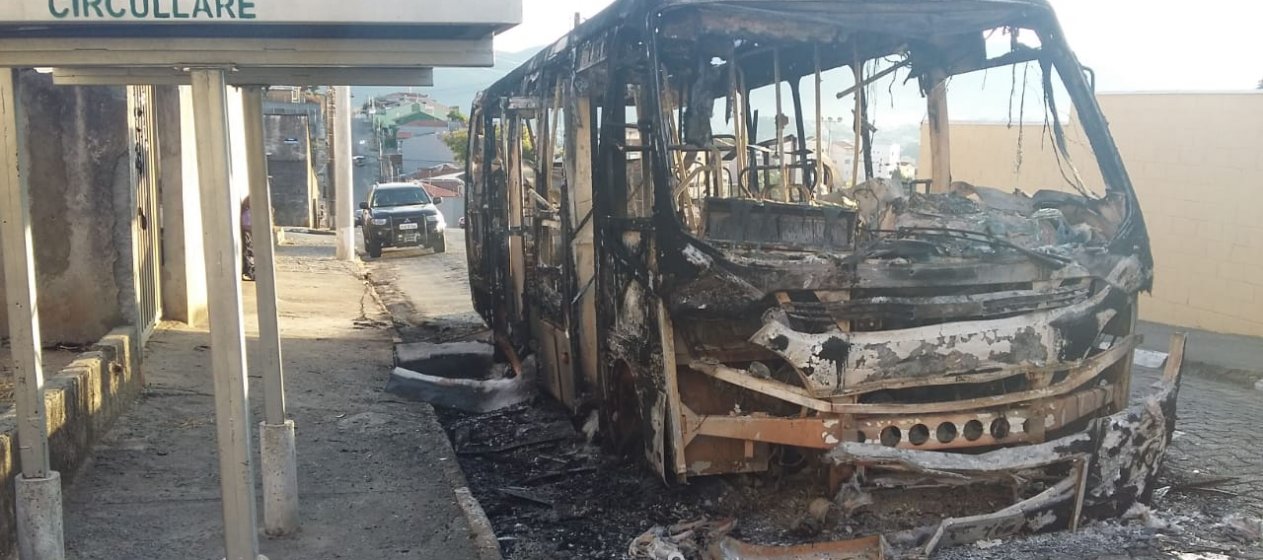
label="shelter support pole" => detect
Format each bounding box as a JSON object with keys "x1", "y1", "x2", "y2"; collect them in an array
[
  {"x1": 189, "y1": 67, "x2": 265, "y2": 560},
  {"x1": 1, "y1": 68, "x2": 66, "y2": 560},
  {"x1": 242, "y1": 86, "x2": 300, "y2": 536},
  {"x1": 334, "y1": 86, "x2": 355, "y2": 260}
]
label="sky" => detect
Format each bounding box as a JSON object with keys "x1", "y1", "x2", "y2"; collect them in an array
[{"x1": 495, "y1": 0, "x2": 1263, "y2": 92}]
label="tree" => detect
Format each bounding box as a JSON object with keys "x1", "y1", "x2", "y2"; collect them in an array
[
  {"x1": 441, "y1": 123, "x2": 536, "y2": 167},
  {"x1": 443, "y1": 129, "x2": 471, "y2": 165},
  {"x1": 447, "y1": 107, "x2": 468, "y2": 125}
]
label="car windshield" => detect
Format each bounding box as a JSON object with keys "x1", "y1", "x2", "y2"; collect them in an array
[{"x1": 372, "y1": 188, "x2": 430, "y2": 208}]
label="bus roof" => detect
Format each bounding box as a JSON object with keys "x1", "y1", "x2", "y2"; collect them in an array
[{"x1": 478, "y1": 0, "x2": 1060, "y2": 101}]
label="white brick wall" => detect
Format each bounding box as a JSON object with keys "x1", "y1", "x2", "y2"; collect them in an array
[{"x1": 921, "y1": 91, "x2": 1263, "y2": 337}]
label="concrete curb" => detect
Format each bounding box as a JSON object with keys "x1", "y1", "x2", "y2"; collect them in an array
[
  {"x1": 0, "y1": 325, "x2": 143, "y2": 557},
  {"x1": 1136, "y1": 323, "x2": 1263, "y2": 392},
  {"x1": 1181, "y1": 360, "x2": 1263, "y2": 391},
  {"x1": 281, "y1": 227, "x2": 336, "y2": 237},
  {"x1": 427, "y1": 401, "x2": 503, "y2": 560},
  {"x1": 361, "y1": 269, "x2": 503, "y2": 560}
]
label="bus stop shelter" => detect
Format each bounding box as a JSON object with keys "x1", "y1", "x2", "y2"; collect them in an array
[{"x1": 0, "y1": 2, "x2": 519, "y2": 559}]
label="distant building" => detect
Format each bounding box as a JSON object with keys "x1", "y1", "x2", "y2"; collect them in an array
[
  {"x1": 265, "y1": 86, "x2": 305, "y2": 104},
  {"x1": 421, "y1": 182, "x2": 465, "y2": 226},
  {"x1": 372, "y1": 92, "x2": 449, "y2": 120},
  {"x1": 371, "y1": 98, "x2": 458, "y2": 179},
  {"x1": 398, "y1": 120, "x2": 456, "y2": 176},
  {"x1": 414, "y1": 163, "x2": 463, "y2": 180}
]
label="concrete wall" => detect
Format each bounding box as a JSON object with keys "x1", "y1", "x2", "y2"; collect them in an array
[
  {"x1": 0, "y1": 71, "x2": 132, "y2": 344},
  {"x1": 916, "y1": 119, "x2": 1103, "y2": 196},
  {"x1": 264, "y1": 114, "x2": 319, "y2": 227},
  {"x1": 920, "y1": 91, "x2": 1263, "y2": 337},
  {"x1": 154, "y1": 85, "x2": 257, "y2": 327},
  {"x1": 264, "y1": 100, "x2": 329, "y2": 204},
  {"x1": 158, "y1": 86, "x2": 209, "y2": 326},
  {"x1": 0, "y1": 327, "x2": 141, "y2": 556}
]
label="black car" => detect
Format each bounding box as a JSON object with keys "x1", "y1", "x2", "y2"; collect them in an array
[{"x1": 358, "y1": 183, "x2": 446, "y2": 258}]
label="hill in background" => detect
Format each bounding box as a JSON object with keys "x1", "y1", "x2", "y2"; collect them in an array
[{"x1": 352, "y1": 48, "x2": 543, "y2": 113}]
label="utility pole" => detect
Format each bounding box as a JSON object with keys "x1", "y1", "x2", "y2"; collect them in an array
[{"x1": 334, "y1": 86, "x2": 355, "y2": 260}]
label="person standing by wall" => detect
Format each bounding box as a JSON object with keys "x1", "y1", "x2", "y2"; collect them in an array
[{"x1": 242, "y1": 195, "x2": 256, "y2": 281}]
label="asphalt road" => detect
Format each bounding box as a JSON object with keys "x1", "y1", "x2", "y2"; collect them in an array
[
  {"x1": 353, "y1": 114, "x2": 378, "y2": 206},
  {"x1": 362, "y1": 229, "x2": 484, "y2": 343}
]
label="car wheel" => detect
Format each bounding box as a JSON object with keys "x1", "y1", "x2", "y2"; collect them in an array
[
  {"x1": 433, "y1": 234, "x2": 447, "y2": 254},
  {"x1": 366, "y1": 241, "x2": 383, "y2": 259}
]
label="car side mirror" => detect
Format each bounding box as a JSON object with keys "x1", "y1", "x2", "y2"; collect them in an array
[
  {"x1": 433, "y1": 197, "x2": 444, "y2": 205},
  {"x1": 359, "y1": 201, "x2": 370, "y2": 210}
]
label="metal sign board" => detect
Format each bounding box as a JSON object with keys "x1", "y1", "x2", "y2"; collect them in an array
[
  {"x1": 0, "y1": 0, "x2": 520, "y2": 78},
  {"x1": 0, "y1": 0, "x2": 520, "y2": 29},
  {"x1": 51, "y1": 66, "x2": 436, "y2": 86}
]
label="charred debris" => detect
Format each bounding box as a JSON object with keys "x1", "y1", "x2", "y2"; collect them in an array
[{"x1": 461, "y1": 0, "x2": 1172, "y2": 556}]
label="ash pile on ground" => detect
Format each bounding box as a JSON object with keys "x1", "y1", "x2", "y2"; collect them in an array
[
  {"x1": 435, "y1": 398, "x2": 949, "y2": 559},
  {"x1": 434, "y1": 395, "x2": 1262, "y2": 560}
]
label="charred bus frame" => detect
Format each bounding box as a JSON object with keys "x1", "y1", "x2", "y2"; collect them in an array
[{"x1": 465, "y1": 0, "x2": 1175, "y2": 536}]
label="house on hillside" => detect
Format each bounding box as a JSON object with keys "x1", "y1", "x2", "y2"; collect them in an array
[
  {"x1": 375, "y1": 92, "x2": 448, "y2": 117},
  {"x1": 405, "y1": 164, "x2": 464, "y2": 195},
  {"x1": 413, "y1": 163, "x2": 463, "y2": 180},
  {"x1": 396, "y1": 112, "x2": 457, "y2": 178},
  {"x1": 371, "y1": 97, "x2": 459, "y2": 180},
  {"x1": 425, "y1": 173, "x2": 466, "y2": 197}
]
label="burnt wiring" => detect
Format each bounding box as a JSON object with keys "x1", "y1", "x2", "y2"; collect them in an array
[
  {"x1": 1008, "y1": 34, "x2": 1018, "y2": 126},
  {"x1": 885, "y1": 56, "x2": 902, "y2": 110},
  {"x1": 1006, "y1": 27, "x2": 1031, "y2": 113},
  {"x1": 1040, "y1": 59, "x2": 1094, "y2": 198},
  {"x1": 1015, "y1": 61, "x2": 1031, "y2": 177}
]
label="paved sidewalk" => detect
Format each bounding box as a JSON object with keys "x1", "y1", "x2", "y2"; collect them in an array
[
  {"x1": 62, "y1": 234, "x2": 482, "y2": 559},
  {"x1": 1137, "y1": 320, "x2": 1263, "y2": 388}
]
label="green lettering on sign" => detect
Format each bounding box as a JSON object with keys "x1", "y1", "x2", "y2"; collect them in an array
[
  {"x1": 84, "y1": 0, "x2": 105, "y2": 17},
  {"x1": 48, "y1": 0, "x2": 70, "y2": 18},
  {"x1": 216, "y1": 0, "x2": 235, "y2": 19},
  {"x1": 104, "y1": 0, "x2": 126, "y2": 17},
  {"x1": 44, "y1": 0, "x2": 260, "y2": 20},
  {"x1": 192, "y1": 0, "x2": 212, "y2": 18}
]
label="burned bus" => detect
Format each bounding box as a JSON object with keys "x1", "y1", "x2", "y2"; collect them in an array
[{"x1": 465, "y1": 0, "x2": 1180, "y2": 541}]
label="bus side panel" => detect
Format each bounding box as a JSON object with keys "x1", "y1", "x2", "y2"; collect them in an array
[
  {"x1": 465, "y1": 107, "x2": 495, "y2": 323},
  {"x1": 565, "y1": 89, "x2": 599, "y2": 395}
]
